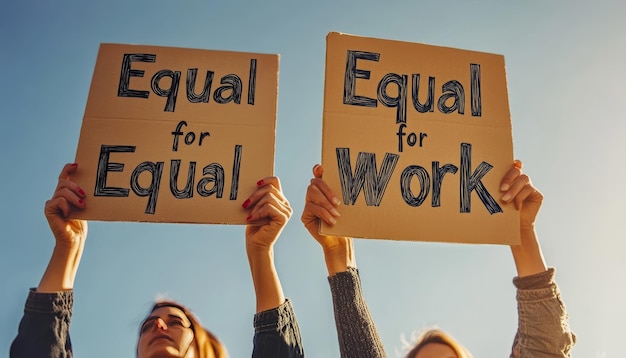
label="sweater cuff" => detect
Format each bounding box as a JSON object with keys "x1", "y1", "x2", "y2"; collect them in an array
[
  {"x1": 25, "y1": 288, "x2": 73, "y2": 315},
  {"x1": 512, "y1": 267, "x2": 556, "y2": 290},
  {"x1": 253, "y1": 298, "x2": 296, "y2": 333},
  {"x1": 328, "y1": 266, "x2": 359, "y2": 287}
]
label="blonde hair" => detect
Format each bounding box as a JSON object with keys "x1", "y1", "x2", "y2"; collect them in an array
[
  {"x1": 404, "y1": 328, "x2": 472, "y2": 358},
  {"x1": 139, "y1": 300, "x2": 229, "y2": 358}
]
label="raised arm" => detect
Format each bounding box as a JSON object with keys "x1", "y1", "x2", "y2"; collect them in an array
[
  {"x1": 500, "y1": 160, "x2": 546, "y2": 277},
  {"x1": 500, "y1": 160, "x2": 576, "y2": 357},
  {"x1": 301, "y1": 164, "x2": 387, "y2": 358},
  {"x1": 11, "y1": 162, "x2": 88, "y2": 358},
  {"x1": 244, "y1": 176, "x2": 304, "y2": 358}
]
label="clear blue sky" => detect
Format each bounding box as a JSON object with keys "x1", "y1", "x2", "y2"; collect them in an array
[{"x1": 1, "y1": 1, "x2": 624, "y2": 357}]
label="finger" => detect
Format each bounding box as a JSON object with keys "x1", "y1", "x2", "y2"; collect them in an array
[
  {"x1": 247, "y1": 201, "x2": 290, "y2": 226},
  {"x1": 312, "y1": 164, "x2": 323, "y2": 178},
  {"x1": 309, "y1": 177, "x2": 341, "y2": 207},
  {"x1": 45, "y1": 196, "x2": 73, "y2": 219},
  {"x1": 513, "y1": 184, "x2": 538, "y2": 210},
  {"x1": 306, "y1": 182, "x2": 341, "y2": 217},
  {"x1": 500, "y1": 160, "x2": 523, "y2": 192},
  {"x1": 255, "y1": 176, "x2": 282, "y2": 191},
  {"x1": 302, "y1": 201, "x2": 338, "y2": 226},
  {"x1": 501, "y1": 173, "x2": 531, "y2": 204},
  {"x1": 51, "y1": 185, "x2": 86, "y2": 208},
  {"x1": 250, "y1": 191, "x2": 292, "y2": 218},
  {"x1": 59, "y1": 163, "x2": 79, "y2": 181},
  {"x1": 243, "y1": 181, "x2": 287, "y2": 210},
  {"x1": 55, "y1": 178, "x2": 86, "y2": 200}
]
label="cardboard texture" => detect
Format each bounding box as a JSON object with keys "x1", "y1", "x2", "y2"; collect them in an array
[
  {"x1": 321, "y1": 32, "x2": 519, "y2": 245},
  {"x1": 73, "y1": 44, "x2": 278, "y2": 224}
]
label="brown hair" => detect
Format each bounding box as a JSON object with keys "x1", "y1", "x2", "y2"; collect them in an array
[
  {"x1": 139, "y1": 300, "x2": 229, "y2": 358},
  {"x1": 405, "y1": 328, "x2": 472, "y2": 358}
]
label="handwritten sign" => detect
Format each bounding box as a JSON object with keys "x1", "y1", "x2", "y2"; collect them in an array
[
  {"x1": 320, "y1": 32, "x2": 519, "y2": 245},
  {"x1": 72, "y1": 43, "x2": 279, "y2": 224}
]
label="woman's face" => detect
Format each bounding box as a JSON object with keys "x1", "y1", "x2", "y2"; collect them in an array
[
  {"x1": 137, "y1": 305, "x2": 196, "y2": 358},
  {"x1": 413, "y1": 342, "x2": 458, "y2": 358}
]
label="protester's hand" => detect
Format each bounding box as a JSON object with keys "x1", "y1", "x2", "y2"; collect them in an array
[
  {"x1": 499, "y1": 160, "x2": 543, "y2": 230},
  {"x1": 38, "y1": 163, "x2": 88, "y2": 292},
  {"x1": 244, "y1": 177, "x2": 292, "y2": 250},
  {"x1": 500, "y1": 160, "x2": 547, "y2": 277},
  {"x1": 45, "y1": 163, "x2": 88, "y2": 249},
  {"x1": 301, "y1": 164, "x2": 355, "y2": 274}
]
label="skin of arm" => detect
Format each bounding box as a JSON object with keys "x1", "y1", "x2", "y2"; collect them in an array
[
  {"x1": 501, "y1": 161, "x2": 576, "y2": 357},
  {"x1": 301, "y1": 164, "x2": 388, "y2": 358},
  {"x1": 10, "y1": 163, "x2": 87, "y2": 358},
  {"x1": 243, "y1": 176, "x2": 292, "y2": 313},
  {"x1": 38, "y1": 163, "x2": 88, "y2": 292}
]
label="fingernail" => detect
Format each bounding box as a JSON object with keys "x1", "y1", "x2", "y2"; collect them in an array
[
  {"x1": 79, "y1": 199, "x2": 85, "y2": 205},
  {"x1": 246, "y1": 215, "x2": 252, "y2": 221},
  {"x1": 71, "y1": 163, "x2": 78, "y2": 168},
  {"x1": 331, "y1": 197, "x2": 341, "y2": 206},
  {"x1": 329, "y1": 217, "x2": 337, "y2": 225},
  {"x1": 500, "y1": 184, "x2": 509, "y2": 191},
  {"x1": 242, "y1": 199, "x2": 250, "y2": 208},
  {"x1": 501, "y1": 193, "x2": 511, "y2": 201},
  {"x1": 257, "y1": 179, "x2": 264, "y2": 186},
  {"x1": 78, "y1": 188, "x2": 86, "y2": 196},
  {"x1": 331, "y1": 208, "x2": 341, "y2": 217},
  {"x1": 513, "y1": 161, "x2": 522, "y2": 169}
]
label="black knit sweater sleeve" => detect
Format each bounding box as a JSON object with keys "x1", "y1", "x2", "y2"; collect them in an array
[{"x1": 10, "y1": 288, "x2": 74, "y2": 358}]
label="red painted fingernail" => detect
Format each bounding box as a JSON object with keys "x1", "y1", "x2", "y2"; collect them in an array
[
  {"x1": 79, "y1": 199, "x2": 84, "y2": 205},
  {"x1": 242, "y1": 199, "x2": 250, "y2": 208},
  {"x1": 78, "y1": 188, "x2": 86, "y2": 196},
  {"x1": 246, "y1": 215, "x2": 252, "y2": 221},
  {"x1": 257, "y1": 179, "x2": 264, "y2": 186},
  {"x1": 71, "y1": 163, "x2": 78, "y2": 167}
]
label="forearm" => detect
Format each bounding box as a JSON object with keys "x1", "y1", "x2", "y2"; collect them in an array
[
  {"x1": 247, "y1": 244, "x2": 285, "y2": 313},
  {"x1": 38, "y1": 242, "x2": 83, "y2": 293},
  {"x1": 510, "y1": 226, "x2": 547, "y2": 277}
]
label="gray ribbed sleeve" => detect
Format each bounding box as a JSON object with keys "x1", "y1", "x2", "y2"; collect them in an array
[{"x1": 328, "y1": 267, "x2": 387, "y2": 358}]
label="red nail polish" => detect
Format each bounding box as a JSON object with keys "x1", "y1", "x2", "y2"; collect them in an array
[
  {"x1": 79, "y1": 199, "x2": 84, "y2": 205},
  {"x1": 242, "y1": 199, "x2": 250, "y2": 208},
  {"x1": 246, "y1": 215, "x2": 252, "y2": 221},
  {"x1": 257, "y1": 179, "x2": 264, "y2": 186},
  {"x1": 78, "y1": 188, "x2": 86, "y2": 196},
  {"x1": 71, "y1": 163, "x2": 78, "y2": 168}
]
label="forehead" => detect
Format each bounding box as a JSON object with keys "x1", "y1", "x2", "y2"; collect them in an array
[{"x1": 415, "y1": 342, "x2": 458, "y2": 358}]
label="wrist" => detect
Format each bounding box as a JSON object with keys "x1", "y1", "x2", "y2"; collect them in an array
[
  {"x1": 323, "y1": 241, "x2": 355, "y2": 276},
  {"x1": 246, "y1": 242, "x2": 274, "y2": 263}
]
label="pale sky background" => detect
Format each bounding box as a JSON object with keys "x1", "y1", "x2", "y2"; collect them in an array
[{"x1": 1, "y1": 1, "x2": 625, "y2": 357}]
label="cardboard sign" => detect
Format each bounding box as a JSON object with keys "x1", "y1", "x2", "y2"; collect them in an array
[
  {"x1": 321, "y1": 32, "x2": 519, "y2": 245},
  {"x1": 72, "y1": 44, "x2": 279, "y2": 224}
]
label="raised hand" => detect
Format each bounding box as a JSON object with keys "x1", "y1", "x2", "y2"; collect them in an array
[
  {"x1": 243, "y1": 176, "x2": 292, "y2": 250},
  {"x1": 301, "y1": 164, "x2": 355, "y2": 275},
  {"x1": 500, "y1": 160, "x2": 547, "y2": 277},
  {"x1": 38, "y1": 163, "x2": 88, "y2": 292}
]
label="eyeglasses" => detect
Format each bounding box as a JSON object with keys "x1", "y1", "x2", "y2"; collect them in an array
[{"x1": 140, "y1": 315, "x2": 192, "y2": 334}]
